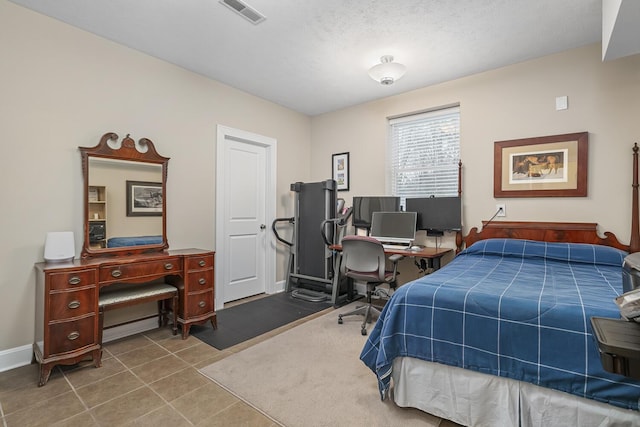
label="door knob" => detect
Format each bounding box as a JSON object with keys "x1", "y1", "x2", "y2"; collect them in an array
[{"x1": 260, "y1": 224, "x2": 266, "y2": 230}]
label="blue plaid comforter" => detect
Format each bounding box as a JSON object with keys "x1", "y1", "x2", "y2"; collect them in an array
[{"x1": 360, "y1": 238, "x2": 640, "y2": 410}]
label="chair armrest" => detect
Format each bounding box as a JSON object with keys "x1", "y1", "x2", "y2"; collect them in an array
[
  {"x1": 388, "y1": 254, "x2": 403, "y2": 263},
  {"x1": 386, "y1": 254, "x2": 403, "y2": 286}
]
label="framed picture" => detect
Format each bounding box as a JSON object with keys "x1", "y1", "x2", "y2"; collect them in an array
[
  {"x1": 332, "y1": 152, "x2": 350, "y2": 191},
  {"x1": 494, "y1": 132, "x2": 588, "y2": 198},
  {"x1": 126, "y1": 181, "x2": 163, "y2": 216}
]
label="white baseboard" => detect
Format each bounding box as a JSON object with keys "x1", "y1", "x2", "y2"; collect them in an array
[
  {"x1": 0, "y1": 344, "x2": 33, "y2": 373},
  {"x1": 0, "y1": 318, "x2": 159, "y2": 373},
  {"x1": 273, "y1": 279, "x2": 285, "y2": 293}
]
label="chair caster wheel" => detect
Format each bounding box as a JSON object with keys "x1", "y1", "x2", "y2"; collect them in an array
[
  {"x1": 361, "y1": 328, "x2": 367, "y2": 336},
  {"x1": 338, "y1": 316, "x2": 343, "y2": 324}
]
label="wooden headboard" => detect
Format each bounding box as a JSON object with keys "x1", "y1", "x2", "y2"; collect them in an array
[
  {"x1": 459, "y1": 221, "x2": 629, "y2": 252},
  {"x1": 456, "y1": 143, "x2": 640, "y2": 254}
]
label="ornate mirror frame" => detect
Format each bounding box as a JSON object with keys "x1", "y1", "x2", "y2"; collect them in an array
[{"x1": 80, "y1": 132, "x2": 169, "y2": 258}]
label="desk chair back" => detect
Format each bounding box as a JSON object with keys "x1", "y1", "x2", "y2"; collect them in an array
[{"x1": 341, "y1": 235, "x2": 388, "y2": 284}]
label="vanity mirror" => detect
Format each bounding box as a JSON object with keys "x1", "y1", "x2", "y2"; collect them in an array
[{"x1": 80, "y1": 132, "x2": 169, "y2": 258}]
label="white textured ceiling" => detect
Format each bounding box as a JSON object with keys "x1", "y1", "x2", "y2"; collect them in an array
[{"x1": 9, "y1": 0, "x2": 604, "y2": 116}]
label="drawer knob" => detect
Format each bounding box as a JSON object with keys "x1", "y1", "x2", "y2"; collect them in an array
[
  {"x1": 199, "y1": 278, "x2": 206, "y2": 285},
  {"x1": 67, "y1": 331, "x2": 80, "y2": 341},
  {"x1": 164, "y1": 263, "x2": 174, "y2": 270},
  {"x1": 68, "y1": 276, "x2": 81, "y2": 285},
  {"x1": 199, "y1": 260, "x2": 206, "y2": 267},
  {"x1": 111, "y1": 269, "x2": 122, "y2": 278},
  {"x1": 67, "y1": 300, "x2": 81, "y2": 309},
  {"x1": 198, "y1": 301, "x2": 206, "y2": 308}
]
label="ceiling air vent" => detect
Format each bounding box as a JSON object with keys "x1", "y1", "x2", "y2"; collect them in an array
[{"x1": 219, "y1": 0, "x2": 266, "y2": 25}]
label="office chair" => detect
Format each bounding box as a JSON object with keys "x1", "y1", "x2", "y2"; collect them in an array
[{"x1": 337, "y1": 235, "x2": 401, "y2": 335}]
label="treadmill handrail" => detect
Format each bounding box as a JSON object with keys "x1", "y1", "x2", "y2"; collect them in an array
[
  {"x1": 321, "y1": 218, "x2": 339, "y2": 246},
  {"x1": 321, "y1": 207, "x2": 353, "y2": 246},
  {"x1": 272, "y1": 217, "x2": 294, "y2": 246}
]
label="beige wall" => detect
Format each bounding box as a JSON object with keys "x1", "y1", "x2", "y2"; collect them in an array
[
  {"x1": 0, "y1": 1, "x2": 311, "y2": 352},
  {"x1": 311, "y1": 44, "x2": 640, "y2": 256}
]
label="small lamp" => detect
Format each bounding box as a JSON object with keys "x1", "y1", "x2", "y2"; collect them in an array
[
  {"x1": 44, "y1": 231, "x2": 75, "y2": 263},
  {"x1": 368, "y1": 55, "x2": 407, "y2": 85}
]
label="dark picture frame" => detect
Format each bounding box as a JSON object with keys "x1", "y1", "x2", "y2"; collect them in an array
[
  {"x1": 126, "y1": 180, "x2": 163, "y2": 216},
  {"x1": 332, "y1": 152, "x2": 350, "y2": 191},
  {"x1": 494, "y1": 132, "x2": 588, "y2": 198}
]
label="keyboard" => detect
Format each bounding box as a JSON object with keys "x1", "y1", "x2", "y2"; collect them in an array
[{"x1": 382, "y1": 244, "x2": 411, "y2": 251}]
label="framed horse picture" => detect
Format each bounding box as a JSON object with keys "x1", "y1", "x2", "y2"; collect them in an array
[{"x1": 494, "y1": 132, "x2": 588, "y2": 198}]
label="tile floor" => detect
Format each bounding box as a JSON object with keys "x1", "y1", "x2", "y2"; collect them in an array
[
  {"x1": 0, "y1": 293, "x2": 333, "y2": 427},
  {"x1": 0, "y1": 326, "x2": 280, "y2": 427},
  {"x1": 0, "y1": 298, "x2": 458, "y2": 427}
]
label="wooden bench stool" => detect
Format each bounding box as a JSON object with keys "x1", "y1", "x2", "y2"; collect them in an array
[{"x1": 98, "y1": 282, "x2": 179, "y2": 346}]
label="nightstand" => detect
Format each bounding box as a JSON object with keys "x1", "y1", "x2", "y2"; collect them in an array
[{"x1": 591, "y1": 316, "x2": 640, "y2": 380}]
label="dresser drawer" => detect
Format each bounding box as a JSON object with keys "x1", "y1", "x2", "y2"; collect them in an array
[
  {"x1": 184, "y1": 290, "x2": 214, "y2": 318},
  {"x1": 49, "y1": 288, "x2": 97, "y2": 320},
  {"x1": 47, "y1": 316, "x2": 96, "y2": 355},
  {"x1": 186, "y1": 270, "x2": 214, "y2": 291},
  {"x1": 185, "y1": 255, "x2": 214, "y2": 271},
  {"x1": 99, "y1": 258, "x2": 181, "y2": 283},
  {"x1": 49, "y1": 270, "x2": 96, "y2": 291}
]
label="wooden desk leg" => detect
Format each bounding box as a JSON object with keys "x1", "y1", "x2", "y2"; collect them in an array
[
  {"x1": 37, "y1": 347, "x2": 102, "y2": 387},
  {"x1": 93, "y1": 348, "x2": 102, "y2": 368},
  {"x1": 210, "y1": 315, "x2": 217, "y2": 330},
  {"x1": 181, "y1": 324, "x2": 191, "y2": 340},
  {"x1": 38, "y1": 363, "x2": 53, "y2": 387},
  {"x1": 98, "y1": 306, "x2": 105, "y2": 347}
]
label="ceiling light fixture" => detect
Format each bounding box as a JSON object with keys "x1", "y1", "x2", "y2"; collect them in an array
[{"x1": 368, "y1": 55, "x2": 407, "y2": 85}]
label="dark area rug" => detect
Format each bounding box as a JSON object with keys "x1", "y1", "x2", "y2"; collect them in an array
[{"x1": 191, "y1": 292, "x2": 332, "y2": 350}]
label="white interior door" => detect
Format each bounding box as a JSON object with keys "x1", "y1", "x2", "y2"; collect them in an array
[{"x1": 216, "y1": 126, "x2": 276, "y2": 307}]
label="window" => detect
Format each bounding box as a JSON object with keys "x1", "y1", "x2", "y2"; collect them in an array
[{"x1": 388, "y1": 106, "x2": 460, "y2": 200}]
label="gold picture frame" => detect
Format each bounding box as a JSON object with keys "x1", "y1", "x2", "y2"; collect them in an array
[{"x1": 494, "y1": 132, "x2": 588, "y2": 198}]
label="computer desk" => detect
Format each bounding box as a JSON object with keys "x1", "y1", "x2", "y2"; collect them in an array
[{"x1": 329, "y1": 244, "x2": 452, "y2": 307}]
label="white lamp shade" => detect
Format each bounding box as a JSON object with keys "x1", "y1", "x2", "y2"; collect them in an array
[{"x1": 368, "y1": 55, "x2": 407, "y2": 85}]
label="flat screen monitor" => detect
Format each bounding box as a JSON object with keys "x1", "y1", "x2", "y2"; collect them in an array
[
  {"x1": 370, "y1": 211, "x2": 417, "y2": 244},
  {"x1": 352, "y1": 196, "x2": 400, "y2": 229},
  {"x1": 405, "y1": 196, "x2": 462, "y2": 232}
]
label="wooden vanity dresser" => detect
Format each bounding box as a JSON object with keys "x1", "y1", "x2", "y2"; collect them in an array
[
  {"x1": 33, "y1": 133, "x2": 216, "y2": 386},
  {"x1": 34, "y1": 249, "x2": 215, "y2": 386}
]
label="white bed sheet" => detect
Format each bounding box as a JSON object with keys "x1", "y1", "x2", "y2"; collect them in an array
[{"x1": 392, "y1": 357, "x2": 639, "y2": 427}]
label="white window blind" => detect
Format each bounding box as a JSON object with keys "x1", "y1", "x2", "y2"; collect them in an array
[{"x1": 388, "y1": 106, "x2": 460, "y2": 199}]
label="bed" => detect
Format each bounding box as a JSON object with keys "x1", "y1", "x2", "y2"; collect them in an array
[
  {"x1": 360, "y1": 145, "x2": 640, "y2": 425},
  {"x1": 361, "y1": 229, "x2": 640, "y2": 425}
]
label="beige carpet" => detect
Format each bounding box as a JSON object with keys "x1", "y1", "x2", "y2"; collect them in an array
[{"x1": 199, "y1": 303, "x2": 441, "y2": 427}]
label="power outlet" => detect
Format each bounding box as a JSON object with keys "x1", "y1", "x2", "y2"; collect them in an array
[{"x1": 496, "y1": 203, "x2": 506, "y2": 217}]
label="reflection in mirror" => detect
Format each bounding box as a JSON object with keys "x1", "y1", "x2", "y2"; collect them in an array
[
  {"x1": 80, "y1": 132, "x2": 169, "y2": 258},
  {"x1": 88, "y1": 158, "x2": 163, "y2": 248}
]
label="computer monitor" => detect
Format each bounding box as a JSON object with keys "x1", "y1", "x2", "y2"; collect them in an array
[
  {"x1": 370, "y1": 211, "x2": 417, "y2": 244},
  {"x1": 352, "y1": 196, "x2": 400, "y2": 229},
  {"x1": 405, "y1": 196, "x2": 461, "y2": 233}
]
